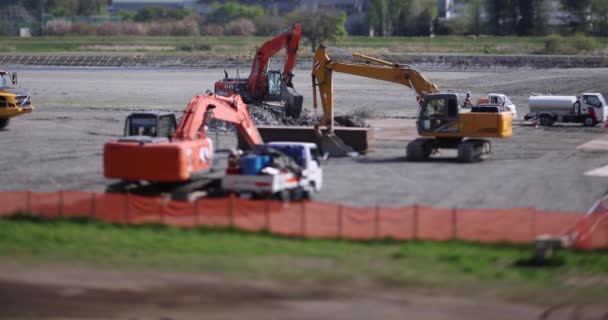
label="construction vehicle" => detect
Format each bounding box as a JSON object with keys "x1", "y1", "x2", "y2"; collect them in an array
[
  {"x1": 0, "y1": 70, "x2": 33, "y2": 129},
  {"x1": 214, "y1": 23, "x2": 303, "y2": 118},
  {"x1": 524, "y1": 93, "x2": 607, "y2": 127},
  {"x1": 104, "y1": 92, "x2": 263, "y2": 200},
  {"x1": 222, "y1": 142, "x2": 323, "y2": 201},
  {"x1": 311, "y1": 45, "x2": 512, "y2": 162}
]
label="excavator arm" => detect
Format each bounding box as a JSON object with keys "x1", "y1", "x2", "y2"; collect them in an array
[
  {"x1": 104, "y1": 92, "x2": 263, "y2": 182},
  {"x1": 174, "y1": 93, "x2": 263, "y2": 148},
  {"x1": 248, "y1": 23, "x2": 302, "y2": 99},
  {"x1": 312, "y1": 45, "x2": 439, "y2": 133}
]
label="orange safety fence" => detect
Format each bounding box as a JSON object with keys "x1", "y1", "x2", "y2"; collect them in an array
[{"x1": 1, "y1": 190, "x2": 607, "y2": 250}]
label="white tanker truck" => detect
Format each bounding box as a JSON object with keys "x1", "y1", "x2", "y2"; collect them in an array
[{"x1": 524, "y1": 93, "x2": 607, "y2": 127}]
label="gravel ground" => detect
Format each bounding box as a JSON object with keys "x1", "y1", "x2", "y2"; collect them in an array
[{"x1": 2, "y1": 67, "x2": 608, "y2": 212}]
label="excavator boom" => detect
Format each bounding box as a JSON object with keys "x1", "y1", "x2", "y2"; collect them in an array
[
  {"x1": 312, "y1": 45, "x2": 438, "y2": 133},
  {"x1": 104, "y1": 93, "x2": 262, "y2": 182},
  {"x1": 248, "y1": 23, "x2": 301, "y2": 99},
  {"x1": 311, "y1": 45, "x2": 512, "y2": 161}
]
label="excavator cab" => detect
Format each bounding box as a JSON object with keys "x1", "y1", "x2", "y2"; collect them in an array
[
  {"x1": 124, "y1": 112, "x2": 177, "y2": 138},
  {"x1": 417, "y1": 93, "x2": 461, "y2": 134},
  {"x1": 265, "y1": 70, "x2": 283, "y2": 97}
]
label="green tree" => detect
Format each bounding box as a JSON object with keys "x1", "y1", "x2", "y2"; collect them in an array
[
  {"x1": 467, "y1": 0, "x2": 483, "y2": 36},
  {"x1": 485, "y1": 0, "x2": 518, "y2": 35},
  {"x1": 560, "y1": 0, "x2": 592, "y2": 33},
  {"x1": 48, "y1": 0, "x2": 79, "y2": 16},
  {"x1": 285, "y1": 10, "x2": 346, "y2": 52},
  {"x1": 591, "y1": 0, "x2": 608, "y2": 35},
  {"x1": 205, "y1": 1, "x2": 264, "y2": 24}
]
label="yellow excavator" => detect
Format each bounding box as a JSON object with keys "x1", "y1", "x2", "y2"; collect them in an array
[
  {"x1": 311, "y1": 45, "x2": 512, "y2": 162},
  {"x1": 0, "y1": 70, "x2": 33, "y2": 129}
]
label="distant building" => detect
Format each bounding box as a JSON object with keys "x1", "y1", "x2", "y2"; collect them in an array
[{"x1": 437, "y1": 0, "x2": 454, "y2": 19}]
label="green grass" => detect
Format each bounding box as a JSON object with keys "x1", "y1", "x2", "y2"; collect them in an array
[
  {"x1": 1, "y1": 35, "x2": 607, "y2": 55},
  {"x1": 1, "y1": 216, "x2": 607, "y2": 304}
]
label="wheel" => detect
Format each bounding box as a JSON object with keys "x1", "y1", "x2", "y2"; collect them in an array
[
  {"x1": 457, "y1": 142, "x2": 475, "y2": 163},
  {"x1": 539, "y1": 115, "x2": 554, "y2": 126},
  {"x1": 273, "y1": 189, "x2": 290, "y2": 202},
  {"x1": 0, "y1": 118, "x2": 10, "y2": 130},
  {"x1": 289, "y1": 187, "x2": 304, "y2": 201},
  {"x1": 406, "y1": 138, "x2": 434, "y2": 161},
  {"x1": 583, "y1": 116, "x2": 597, "y2": 127}
]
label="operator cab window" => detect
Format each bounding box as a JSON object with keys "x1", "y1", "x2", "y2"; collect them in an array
[
  {"x1": 158, "y1": 115, "x2": 176, "y2": 137},
  {"x1": 267, "y1": 72, "x2": 282, "y2": 96},
  {"x1": 585, "y1": 95, "x2": 602, "y2": 108},
  {"x1": 127, "y1": 117, "x2": 157, "y2": 137},
  {"x1": 420, "y1": 97, "x2": 459, "y2": 133},
  {"x1": 0, "y1": 74, "x2": 11, "y2": 88}
]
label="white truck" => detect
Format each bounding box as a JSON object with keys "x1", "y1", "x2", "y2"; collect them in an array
[
  {"x1": 221, "y1": 142, "x2": 323, "y2": 201},
  {"x1": 475, "y1": 93, "x2": 518, "y2": 118},
  {"x1": 524, "y1": 93, "x2": 607, "y2": 127}
]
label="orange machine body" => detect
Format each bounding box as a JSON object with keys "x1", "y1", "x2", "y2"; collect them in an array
[{"x1": 103, "y1": 93, "x2": 263, "y2": 183}]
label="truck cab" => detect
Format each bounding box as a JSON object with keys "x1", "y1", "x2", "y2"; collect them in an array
[
  {"x1": 581, "y1": 93, "x2": 608, "y2": 125},
  {"x1": 0, "y1": 70, "x2": 34, "y2": 129}
]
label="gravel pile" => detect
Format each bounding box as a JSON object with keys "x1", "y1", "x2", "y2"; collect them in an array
[{"x1": 207, "y1": 103, "x2": 368, "y2": 133}]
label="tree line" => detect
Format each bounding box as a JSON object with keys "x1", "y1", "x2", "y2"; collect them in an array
[{"x1": 3, "y1": 0, "x2": 608, "y2": 38}]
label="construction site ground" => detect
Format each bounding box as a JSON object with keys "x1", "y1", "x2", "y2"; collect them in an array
[
  {"x1": 2, "y1": 66, "x2": 608, "y2": 212},
  {"x1": 2, "y1": 65, "x2": 608, "y2": 319}
]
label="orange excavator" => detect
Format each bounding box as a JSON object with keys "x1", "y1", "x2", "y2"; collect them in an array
[
  {"x1": 214, "y1": 23, "x2": 303, "y2": 118},
  {"x1": 104, "y1": 92, "x2": 263, "y2": 200}
]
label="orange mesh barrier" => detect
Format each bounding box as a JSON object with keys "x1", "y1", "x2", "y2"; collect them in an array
[
  {"x1": 0, "y1": 191, "x2": 27, "y2": 216},
  {"x1": 93, "y1": 193, "x2": 127, "y2": 223},
  {"x1": 61, "y1": 191, "x2": 96, "y2": 219},
  {"x1": 194, "y1": 198, "x2": 231, "y2": 227},
  {"x1": 457, "y1": 208, "x2": 535, "y2": 244},
  {"x1": 341, "y1": 206, "x2": 376, "y2": 240},
  {"x1": 29, "y1": 191, "x2": 61, "y2": 218},
  {"x1": 232, "y1": 198, "x2": 268, "y2": 232},
  {"x1": 0, "y1": 191, "x2": 606, "y2": 249},
  {"x1": 378, "y1": 206, "x2": 415, "y2": 240},
  {"x1": 268, "y1": 202, "x2": 303, "y2": 236},
  {"x1": 303, "y1": 202, "x2": 340, "y2": 239},
  {"x1": 417, "y1": 206, "x2": 453, "y2": 241}
]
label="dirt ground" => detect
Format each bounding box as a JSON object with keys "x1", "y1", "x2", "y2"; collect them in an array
[
  {"x1": 2, "y1": 66, "x2": 608, "y2": 319},
  {"x1": 1, "y1": 260, "x2": 607, "y2": 320},
  {"x1": 2, "y1": 67, "x2": 608, "y2": 211}
]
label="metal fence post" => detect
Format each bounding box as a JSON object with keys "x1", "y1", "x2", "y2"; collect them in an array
[
  {"x1": 337, "y1": 204, "x2": 343, "y2": 239},
  {"x1": 531, "y1": 208, "x2": 537, "y2": 240},
  {"x1": 26, "y1": 190, "x2": 32, "y2": 214},
  {"x1": 193, "y1": 198, "x2": 200, "y2": 227},
  {"x1": 413, "y1": 204, "x2": 419, "y2": 240},
  {"x1": 124, "y1": 193, "x2": 130, "y2": 224},
  {"x1": 58, "y1": 190, "x2": 64, "y2": 218},
  {"x1": 451, "y1": 207, "x2": 458, "y2": 240},
  {"x1": 90, "y1": 192, "x2": 96, "y2": 220},
  {"x1": 264, "y1": 200, "x2": 271, "y2": 232},
  {"x1": 159, "y1": 198, "x2": 164, "y2": 224},
  {"x1": 228, "y1": 194, "x2": 235, "y2": 228},
  {"x1": 374, "y1": 205, "x2": 380, "y2": 239},
  {"x1": 300, "y1": 202, "x2": 306, "y2": 237}
]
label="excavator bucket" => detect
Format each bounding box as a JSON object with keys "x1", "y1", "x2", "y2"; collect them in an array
[
  {"x1": 282, "y1": 86, "x2": 303, "y2": 118},
  {"x1": 319, "y1": 133, "x2": 358, "y2": 157}
]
